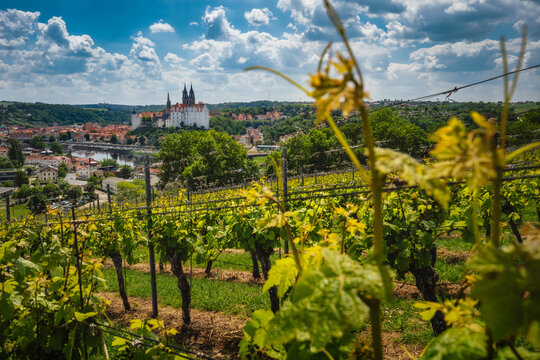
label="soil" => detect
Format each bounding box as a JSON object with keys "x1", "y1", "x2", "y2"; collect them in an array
[
  {"x1": 100, "y1": 291, "x2": 245, "y2": 359},
  {"x1": 436, "y1": 248, "x2": 469, "y2": 264},
  {"x1": 99, "y1": 291, "x2": 425, "y2": 360}
]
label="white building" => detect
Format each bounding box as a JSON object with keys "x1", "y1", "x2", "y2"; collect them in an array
[
  {"x1": 36, "y1": 166, "x2": 58, "y2": 183},
  {"x1": 102, "y1": 176, "x2": 130, "y2": 194},
  {"x1": 131, "y1": 84, "x2": 209, "y2": 130}
]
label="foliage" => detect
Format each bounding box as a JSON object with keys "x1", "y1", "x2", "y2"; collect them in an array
[
  {"x1": 49, "y1": 142, "x2": 63, "y2": 155},
  {"x1": 7, "y1": 139, "x2": 24, "y2": 167},
  {"x1": 29, "y1": 136, "x2": 46, "y2": 150},
  {"x1": 0, "y1": 156, "x2": 15, "y2": 169},
  {"x1": 58, "y1": 162, "x2": 69, "y2": 178},
  {"x1": 157, "y1": 130, "x2": 259, "y2": 189},
  {"x1": 119, "y1": 165, "x2": 132, "y2": 179},
  {"x1": 14, "y1": 169, "x2": 29, "y2": 187}
]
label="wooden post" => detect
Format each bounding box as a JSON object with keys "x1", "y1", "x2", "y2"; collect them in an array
[
  {"x1": 145, "y1": 156, "x2": 159, "y2": 318},
  {"x1": 282, "y1": 147, "x2": 289, "y2": 255},
  {"x1": 106, "y1": 184, "x2": 112, "y2": 213},
  {"x1": 5, "y1": 194, "x2": 10, "y2": 222}
]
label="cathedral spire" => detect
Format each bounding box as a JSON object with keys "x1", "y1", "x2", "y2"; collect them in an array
[{"x1": 166, "y1": 92, "x2": 171, "y2": 114}]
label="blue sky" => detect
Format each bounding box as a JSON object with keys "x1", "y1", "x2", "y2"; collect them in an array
[{"x1": 0, "y1": 0, "x2": 539, "y2": 105}]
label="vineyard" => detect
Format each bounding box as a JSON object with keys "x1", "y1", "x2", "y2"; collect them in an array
[{"x1": 2, "y1": 3, "x2": 540, "y2": 360}]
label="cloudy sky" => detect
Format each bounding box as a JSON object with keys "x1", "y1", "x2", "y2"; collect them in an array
[{"x1": 0, "y1": 0, "x2": 539, "y2": 105}]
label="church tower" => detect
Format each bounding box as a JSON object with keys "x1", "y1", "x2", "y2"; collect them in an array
[
  {"x1": 165, "y1": 92, "x2": 171, "y2": 115},
  {"x1": 188, "y1": 83, "x2": 195, "y2": 105},
  {"x1": 182, "y1": 84, "x2": 188, "y2": 105}
]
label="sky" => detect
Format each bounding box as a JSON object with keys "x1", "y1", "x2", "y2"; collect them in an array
[{"x1": 0, "y1": 0, "x2": 539, "y2": 105}]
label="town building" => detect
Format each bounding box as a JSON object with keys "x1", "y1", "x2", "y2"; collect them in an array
[
  {"x1": 102, "y1": 176, "x2": 129, "y2": 194},
  {"x1": 131, "y1": 84, "x2": 209, "y2": 130},
  {"x1": 36, "y1": 166, "x2": 58, "y2": 183}
]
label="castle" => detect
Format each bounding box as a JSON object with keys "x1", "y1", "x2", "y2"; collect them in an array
[{"x1": 131, "y1": 84, "x2": 209, "y2": 130}]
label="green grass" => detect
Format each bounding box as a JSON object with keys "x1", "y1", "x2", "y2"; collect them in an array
[
  {"x1": 101, "y1": 268, "x2": 269, "y2": 317},
  {"x1": 436, "y1": 236, "x2": 474, "y2": 251},
  {"x1": 131, "y1": 247, "x2": 282, "y2": 272},
  {"x1": 102, "y1": 267, "x2": 436, "y2": 349},
  {"x1": 0, "y1": 202, "x2": 31, "y2": 220},
  {"x1": 382, "y1": 298, "x2": 433, "y2": 345}
]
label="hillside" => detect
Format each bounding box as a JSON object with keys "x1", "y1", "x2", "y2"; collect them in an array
[{"x1": 0, "y1": 101, "x2": 131, "y2": 127}]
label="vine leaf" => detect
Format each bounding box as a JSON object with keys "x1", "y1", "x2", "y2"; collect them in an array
[
  {"x1": 263, "y1": 257, "x2": 298, "y2": 298},
  {"x1": 374, "y1": 148, "x2": 450, "y2": 210}
]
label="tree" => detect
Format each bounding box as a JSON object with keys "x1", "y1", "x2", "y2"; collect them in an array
[
  {"x1": 30, "y1": 135, "x2": 46, "y2": 150},
  {"x1": 49, "y1": 142, "x2": 63, "y2": 155},
  {"x1": 0, "y1": 157, "x2": 15, "y2": 169},
  {"x1": 84, "y1": 133, "x2": 90, "y2": 141},
  {"x1": 126, "y1": 137, "x2": 134, "y2": 145},
  {"x1": 48, "y1": 135, "x2": 56, "y2": 143},
  {"x1": 100, "y1": 159, "x2": 119, "y2": 168},
  {"x1": 65, "y1": 186, "x2": 82, "y2": 204},
  {"x1": 110, "y1": 134, "x2": 119, "y2": 144},
  {"x1": 7, "y1": 139, "x2": 25, "y2": 166},
  {"x1": 58, "y1": 162, "x2": 68, "y2": 178},
  {"x1": 28, "y1": 193, "x2": 47, "y2": 214},
  {"x1": 139, "y1": 136, "x2": 147, "y2": 145},
  {"x1": 42, "y1": 182, "x2": 59, "y2": 196},
  {"x1": 119, "y1": 165, "x2": 132, "y2": 179},
  {"x1": 14, "y1": 169, "x2": 29, "y2": 187},
  {"x1": 158, "y1": 130, "x2": 259, "y2": 189},
  {"x1": 59, "y1": 132, "x2": 71, "y2": 141},
  {"x1": 13, "y1": 184, "x2": 31, "y2": 199}
]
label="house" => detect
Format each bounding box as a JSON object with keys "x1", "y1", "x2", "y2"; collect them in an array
[
  {"x1": 36, "y1": 166, "x2": 58, "y2": 183},
  {"x1": 0, "y1": 146, "x2": 8, "y2": 157},
  {"x1": 102, "y1": 176, "x2": 129, "y2": 194}
]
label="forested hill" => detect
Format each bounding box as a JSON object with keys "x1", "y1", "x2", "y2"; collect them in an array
[{"x1": 0, "y1": 102, "x2": 131, "y2": 127}]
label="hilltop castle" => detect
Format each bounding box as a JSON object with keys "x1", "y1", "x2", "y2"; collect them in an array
[{"x1": 131, "y1": 84, "x2": 209, "y2": 130}]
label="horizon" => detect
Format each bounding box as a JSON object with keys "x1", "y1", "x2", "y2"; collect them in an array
[{"x1": 0, "y1": 1, "x2": 539, "y2": 104}]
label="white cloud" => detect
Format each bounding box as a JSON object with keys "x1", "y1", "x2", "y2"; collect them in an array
[
  {"x1": 164, "y1": 52, "x2": 184, "y2": 64},
  {"x1": 189, "y1": 21, "x2": 199, "y2": 26},
  {"x1": 244, "y1": 8, "x2": 273, "y2": 26},
  {"x1": 0, "y1": 9, "x2": 40, "y2": 48},
  {"x1": 149, "y1": 20, "x2": 175, "y2": 33}
]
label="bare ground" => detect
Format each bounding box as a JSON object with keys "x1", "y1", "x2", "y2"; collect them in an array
[{"x1": 99, "y1": 291, "x2": 424, "y2": 360}]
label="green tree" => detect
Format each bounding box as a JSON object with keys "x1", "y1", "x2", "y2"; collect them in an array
[
  {"x1": 110, "y1": 134, "x2": 119, "y2": 144},
  {"x1": 42, "y1": 181, "x2": 59, "y2": 196},
  {"x1": 139, "y1": 136, "x2": 147, "y2": 145},
  {"x1": 28, "y1": 193, "x2": 47, "y2": 214},
  {"x1": 0, "y1": 157, "x2": 15, "y2": 169},
  {"x1": 65, "y1": 186, "x2": 82, "y2": 203},
  {"x1": 29, "y1": 135, "x2": 46, "y2": 149},
  {"x1": 7, "y1": 138, "x2": 25, "y2": 166},
  {"x1": 126, "y1": 137, "x2": 134, "y2": 145},
  {"x1": 59, "y1": 132, "x2": 70, "y2": 141},
  {"x1": 48, "y1": 135, "x2": 55, "y2": 143},
  {"x1": 158, "y1": 130, "x2": 259, "y2": 189},
  {"x1": 119, "y1": 165, "x2": 132, "y2": 179},
  {"x1": 14, "y1": 169, "x2": 29, "y2": 187},
  {"x1": 58, "y1": 162, "x2": 68, "y2": 178},
  {"x1": 49, "y1": 142, "x2": 63, "y2": 155},
  {"x1": 100, "y1": 159, "x2": 119, "y2": 168},
  {"x1": 84, "y1": 133, "x2": 91, "y2": 141},
  {"x1": 13, "y1": 184, "x2": 31, "y2": 199}
]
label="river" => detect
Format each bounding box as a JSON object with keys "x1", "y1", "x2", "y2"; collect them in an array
[{"x1": 69, "y1": 149, "x2": 142, "y2": 167}]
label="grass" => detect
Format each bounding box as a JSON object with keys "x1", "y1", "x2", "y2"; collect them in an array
[
  {"x1": 101, "y1": 267, "x2": 436, "y2": 349},
  {"x1": 0, "y1": 202, "x2": 31, "y2": 220},
  {"x1": 131, "y1": 247, "x2": 282, "y2": 272},
  {"x1": 101, "y1": 267, "x2": 269, "y2": 317}
]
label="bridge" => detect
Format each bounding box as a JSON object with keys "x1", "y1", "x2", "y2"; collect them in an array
[{"x1": 60, "y1": 141, "x2": 156, "y2": 154}]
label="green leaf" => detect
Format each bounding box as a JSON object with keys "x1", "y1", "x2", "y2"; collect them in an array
[
  {"x1": 111, "y1": 336, "x2": 129, "y2": 347},
  {"x1": 263, "y1": 257, "x2": 298, "y2": 298},
  {"x1": 74, "y1": 311, "x2": 97, "y2": 322},
  {"x1": 420, "y1": 327, "x2": 487, "y2": 360},
  {"x1": 469, "y1": 245, "x2": 523, "y2": 341},
  {"x1": 264, "y1": 249, "x2": 386, "y2": 353},
  {"x1": 374, "y1": 148, "x2": 450, "y2": 209}
]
